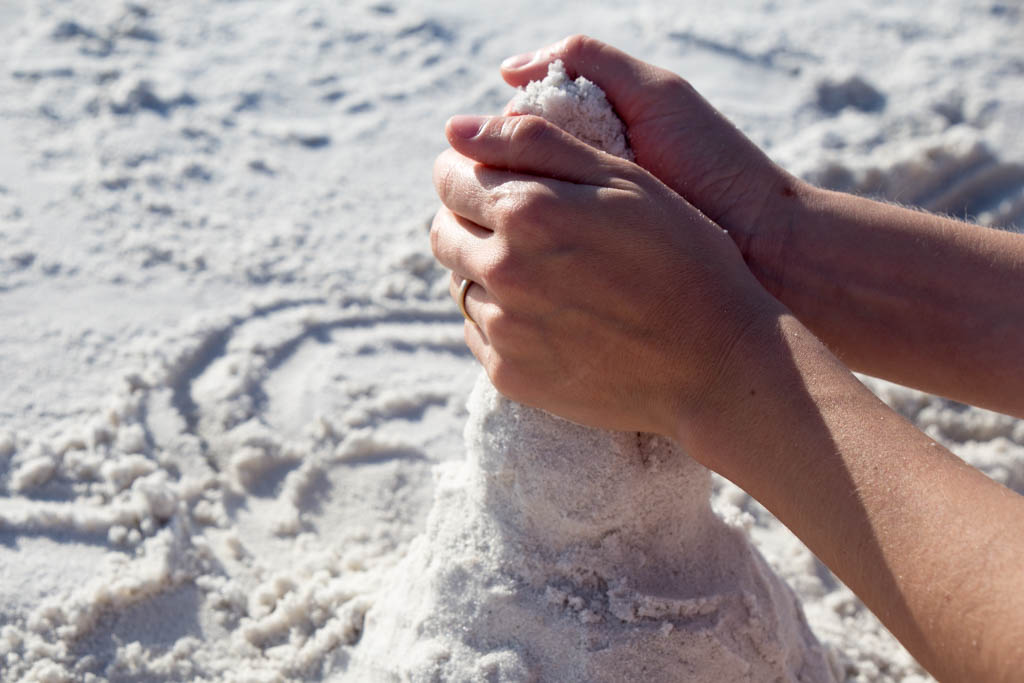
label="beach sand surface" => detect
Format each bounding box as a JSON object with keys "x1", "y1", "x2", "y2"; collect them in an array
[{"x1": 0, "y1": 1, "x2": 1022, "y2": 680}]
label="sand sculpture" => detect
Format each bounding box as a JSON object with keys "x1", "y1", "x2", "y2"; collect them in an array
[{"x1": 357, "y1": 61, "x2": 836, "y2": 682}]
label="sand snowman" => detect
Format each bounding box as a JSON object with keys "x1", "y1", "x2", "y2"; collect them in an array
[{"x1": 356, "y1": 62, "x2": 835, "y2": 682}]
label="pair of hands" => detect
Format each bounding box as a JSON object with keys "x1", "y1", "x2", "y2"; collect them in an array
[
  {"x1": 431, "y1": 38, "x2": 1024, "y2": 683},
  {"x1": 431, "y1": 35, "x2": 795, "y2": 445}
]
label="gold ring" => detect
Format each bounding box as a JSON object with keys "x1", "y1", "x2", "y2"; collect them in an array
[{"x1": 457, "y1": 278, "x2": 475, "y2": 324}]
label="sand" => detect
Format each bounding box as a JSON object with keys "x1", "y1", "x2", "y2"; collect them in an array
[
  {"x1": 510, "y1": 60, "x2": 635, "y2": 161},
  {"x1": 356, "y1": 375, "x2": 833, "y2": 681},
  {"x1": 1, "y1": 1, "x2": 1022, "y2": 681}
]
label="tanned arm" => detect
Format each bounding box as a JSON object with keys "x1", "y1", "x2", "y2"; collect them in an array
[
  {"x1": 681, "y1": 307, "x2": 1024, "y2": 682},
  {"x1": 747, "y1": 185, "x2": 1024, "y2": 417}
]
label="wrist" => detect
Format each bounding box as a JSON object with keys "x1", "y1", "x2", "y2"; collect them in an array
[
  {"x1": 668, "y1": 300, "x2": 786, "y2": 466},
  {"x1": 669, "y1": 305, "x2": 839, "y2": 485},
  {"x1": 732, "y1": 172, "x2": 818, "y2": 302}
]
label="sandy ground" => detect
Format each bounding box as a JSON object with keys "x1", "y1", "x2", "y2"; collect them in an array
[{"x1": 0, "y1": 0, "x2": 1022, "y2": 681}]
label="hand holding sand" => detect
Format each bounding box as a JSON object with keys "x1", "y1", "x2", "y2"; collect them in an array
[
  {"x1": 433, "y1": 40, "x2": 1024, "y2": 682},
  {"x1": 503, "y1": 35, "x2": 1024, "y2": 418},
  {"x1": 432, "y1": 113, "x2": 779, "y2": 443},
  {"x1": 500, "y1": 35, "x2": 800, "y2": 255}
]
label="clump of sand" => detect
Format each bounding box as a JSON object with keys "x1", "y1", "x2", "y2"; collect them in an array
[
  {"x1": 355, "y1": 61, "x2": 836, "y2": 681},
  {"x1": 510, "y1": 59, "x2": 635, "y2": 161}
]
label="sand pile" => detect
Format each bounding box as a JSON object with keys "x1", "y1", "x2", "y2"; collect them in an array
[{"x1": 356, "y1": 62, "x2": 835, "y2": 682}]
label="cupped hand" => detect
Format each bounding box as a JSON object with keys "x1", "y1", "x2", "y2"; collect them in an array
[
  {"x1": 500, "y1": 35, "x2": 802, "y2": 277},
  {"x1": 431, "y1": 113, "x2": 780, "y2": 438}
]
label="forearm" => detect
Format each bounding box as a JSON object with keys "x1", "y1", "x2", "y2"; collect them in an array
[
  {"x1": 678, "y1": 310, "x2": 1024, "y2": 682},
  {"x1": 746, "y1": 183, "x2": 1024, "y2": 417}
]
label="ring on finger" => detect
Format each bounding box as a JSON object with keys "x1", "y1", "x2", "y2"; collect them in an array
[{"x1": 457, "y1": 277, "x2": 476, "y2": 325}]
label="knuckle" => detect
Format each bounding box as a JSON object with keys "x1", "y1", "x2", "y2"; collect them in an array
[
  {"x1": 428, "y1": 212, "x2": 443, "y2": 256},
  {"x1": 506, "y1": 115, "x2": 551, "y2": 165},
  {"x1": 655, "y1": 72, "x2": 696, "y2": 99},
  {"x1": 432, "y1": 153, "x2": 457, "y2": 204},
  {"x1": 609, "y1": 167, "x2": 654, "y2": 197},
  {"x1": 489, "y1": 183, "x2": 550, "y2": 236},
  {"x1": 486, "y1": 307, "x2": 519, "y2": 342},
  {"x1": 508, "y1": 115, "x2": 548, "y2": 146},
  {"x1": 512, "y1": 186, "x2": 551, "y2": 226},
  {"x1": 561, "y1": 34, "x2": 599, "y2": 63},
  {"x1": 486, "y1": 187, "x2": 516, "y2": 231},
  {"x1": 489, "y1": 188, "x2": 559, "y2": 254},
  {"x1": 480, "y1": 249, "x2": 525, "y2": 293}
]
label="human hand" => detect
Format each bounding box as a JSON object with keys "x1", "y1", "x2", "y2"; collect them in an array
[
  {"x1": 431, "y1": 113, "x2": 781, "y2": 439},
  {"x1": 499, "y1": 35, "x2": 803, "y2": 276}
]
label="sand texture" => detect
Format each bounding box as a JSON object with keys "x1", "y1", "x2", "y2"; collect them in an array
[
  {"x1": 1, "y1": 1, "x2": 1022, "y2": 681},
  {"x1": 357, "y1": 377, "x2": 833, "y2": 681},
  {"x1": 511, "y1": 60, "x2": 635, "y2": 161}
]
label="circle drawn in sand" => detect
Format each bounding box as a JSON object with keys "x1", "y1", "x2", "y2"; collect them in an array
[{"x1": 0, "y1": 298, "x2": 477, "y2": 680}]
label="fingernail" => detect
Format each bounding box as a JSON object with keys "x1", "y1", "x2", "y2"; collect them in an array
[
  {"x1": 501, "y1": 51, "x2": 535, "y2": 70},
  {"x1": 449, "y1": 115, "x2": 488, "y2": 139}
]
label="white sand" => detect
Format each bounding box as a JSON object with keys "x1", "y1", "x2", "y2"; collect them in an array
[
  {"x1": 510, "y1": 60, "x2": 635, "y2": 161},
  {"x1": 1, "y1": 1, "x2": 1022, "y2": 681},
  {"x1": 357, "y1": 376, "x2": 833, "y2": 681}
]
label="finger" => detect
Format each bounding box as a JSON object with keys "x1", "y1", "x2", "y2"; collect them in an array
[
  {"x1": 499, "y1": 35, "x2": 666, "y2": 125},
  {"x1": 463, "y1": 311, "x2": 491, "y2": 366},
  {"x1": 433, "y1": 147, "x2": 585, "y2": 237},
  {"x1": 444, "y1": 114, "x2": 625, "y2": 186},
  {"x1": 430, "y1": 207, "x2": 493, "y2": 280}
]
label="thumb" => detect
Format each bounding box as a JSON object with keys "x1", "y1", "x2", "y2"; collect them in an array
[
  {"x1": 445, "y1": 114, "x2": 625, "y2": 186},
  {"x1": 499, "y1": 35, "x2": 667, "y2": 125}
]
